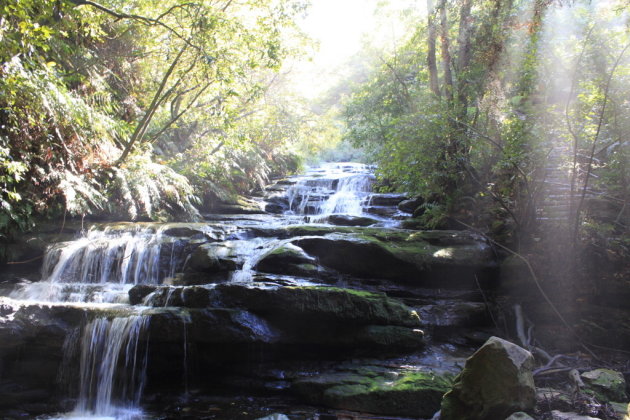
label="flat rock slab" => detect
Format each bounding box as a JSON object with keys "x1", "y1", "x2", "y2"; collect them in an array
[{"x1": 280, "y1": 228, "x2": 497, "y2": 288}]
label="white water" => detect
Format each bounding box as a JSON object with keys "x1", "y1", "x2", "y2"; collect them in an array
[
  {"x1": 285, "y1": 162, "x2": 374, "y2": 218},
  {"x1": 66, "y1": 315, "x2": 150, "y2": 420},
  {"x1": 11, "y1": 227, "x2": 190, "y2": 303}
]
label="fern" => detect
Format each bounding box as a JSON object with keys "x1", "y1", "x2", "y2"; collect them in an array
[{"x1": 107, "y1": 151, "x2": 200, "y2": 221}]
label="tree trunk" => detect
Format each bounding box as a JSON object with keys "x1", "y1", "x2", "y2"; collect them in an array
[
  {"x1": 427, "y1": 0, "x2": 440, "y2": 97},
  {"x1": 455, "y1": 0, "x2": 473, "y2": 108},
  {"x1": 116, "y1": 44, "x2": 188, "y2": 165},
  {"x1": 439, "y1": 0, "x2": 454, "y2": 103}
]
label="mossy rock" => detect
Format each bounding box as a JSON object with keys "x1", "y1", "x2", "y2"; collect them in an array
[
  {"x1": 581, "y1": 369, "x2": 628, "y2": 403},
  {"x1": 255, "y1": 243, "x2": 321, "y2": 277},
  {"x1": 293, "y1": 367, "x2": 453, "y2": 417},
  {"x1": 440, "y1": 336, "x2": 536, "y2": 420},
  {"x1": 288, "y1": 230, "x2": 496, "y2": 288},
  {"x1": 186, "y1": 243, "x2": 239, "y2": 273},
  {"x1": 215, "y1": 284, "x2": 420, "y2": 328}
]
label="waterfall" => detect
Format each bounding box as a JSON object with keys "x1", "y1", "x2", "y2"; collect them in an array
[
  {"x1": 71, "y1": 315, "x2": 150, "y2": 419},
  {"x1": 284, "y1": 162, "x2": 374, "y2": 218},
  {"x1": 318, "y1": 173, "x2": 373, "y2": 216},
  {"x1": 11, "y1": 226, "x2": 190, "y2": 303}
]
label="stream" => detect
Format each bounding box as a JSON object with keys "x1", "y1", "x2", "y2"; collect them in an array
[{"x1": 0, "y1": 162, "x2": 498, "y2": 420}]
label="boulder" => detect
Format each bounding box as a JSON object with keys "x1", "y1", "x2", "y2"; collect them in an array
[
  {"x1": 159, "y1": 223, "x2": 228, "y2": 241},
  {"x1": 581, "y1": 369, "x2": 628, "y2": 402},
  {"x1": 208, "y1": 196, "x2": 266, "y2": 215},
  {"x1": 255, "y1": 244, "x2": 320, "y2": 277},
  {"x1": 368, "y1": 193, "x2": 408, "y2": 206},
  {"x1": 184, "y1": 242, "x2": 239, "y2": 280},
  {"x1": 440, "y1": 336, "x2": 536, "y2": 420},
  {"x1": 365, "y1": 206, "x2": 399, "y2": 218},
  {"x1": 398, "y1": 196, "x2": 424, "y2": 214},
  {"x1": 293, "y1": 366, "x2": 453, "y2": 417}
]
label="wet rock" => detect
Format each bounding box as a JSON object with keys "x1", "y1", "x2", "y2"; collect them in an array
[
  {"x1": 440, "y1": 336, "x2": 536, "y2": 420},
  {"x1": 129, "y1": 284, "x2": 212, "y2": 307},
  {"x1": 128, "y1": 284, "x2": 157, "y2": 305},
  {"x1": 326, "y1": 214, "x2": 378, "y2": 227},
  {"x1": 549, "y1": 411, "x2": 601, "y2": 420},
  {"x1": 159, "y1": 223, "x2": 227, "y2": 240},
  {"x1": 292, "y1": 230, "x2": 497, "y2": 288},
  {"x1": 255, "y1": 244, "x2": 320, "y2": 277},
  {"x1": 352, "y1": 325, "x2": 424, "y2": 349},
  {"x1": 418, "y1": 302, "x2": 489, "y2": 328},
  {"x1": 185, "y1": 243, "x2": 239, "y2": 274},
  {"x1": 264, "y1": 202, "x2": 286, "y2": 214},
  {"x1": 294, "y1": 235, "x2": 417, "y2": 280},
  {"x1": 365, "y1": 206, "x2": 399, "y2": 218},
  {"x1": 215, "y1": 284, "x2": 420, "y2": 328},
  {"x1": 132, "y1": 284, "x2": 423, "y2": 350},
  {"x1": 368, "y1": 193, "x2": 408, "y2": 206},
  {"x1": 146, "y1": 307, "x2": 281, "y2": 345},
  {"x1": 398, "y1": 195, "x2": 424, "y2": 214},
  {"x1": 293, "y1": 366, "x2": 452, "y2": 417},
  {"x1": 208, "y1": 196, "x2": 266, "y2": 215},
  {"x1": 256, "y1": 414, "x2": 290, "y2": 420},
  {"x1": 581, "y1": 369, "x2": 628, "y2": 402},
  {"x1": 505, "y1": 412, "x2": 535, "y2": 420}
]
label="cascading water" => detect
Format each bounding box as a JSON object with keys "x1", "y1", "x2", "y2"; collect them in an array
[
  {"x1": 3, "y1": 162, "x2": 403, "y2": 419},
  {"x1": 284, "y1": 162, "x2": 374, "y2": 218},
  {"x1": 11, "y1": 226, "x2": 192, "y2": 303},
  {"x1": 55, "y1": 315, "x2": 150, "y2": 420}
]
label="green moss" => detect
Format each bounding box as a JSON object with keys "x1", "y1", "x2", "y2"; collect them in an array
[
  {"x1": 582, "y1": 369, "x2": 628, "y2": 402},
  {"x1": 312, "y1": 286, "x2": 381, "y2": 299},
  {"x1": 392, "y1": 371, "x2": 454, "y2": 392},
  {"x1": 296, "y1": 368, "x2": 454, "y2": 417}
]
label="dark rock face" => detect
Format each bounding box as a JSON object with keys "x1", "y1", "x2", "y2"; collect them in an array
[
  {"x1": 440, "y1": 336, "x2": 536, "y2": 420},
  {"x1": 398, "y1": 195, "x2": 424, "y2": 214},
  {"x1": 295, "y1": 236, "x2": 419, "y2": 281},
  {"x1": 368, "y1": 193, "x2": 408, "y2": 206},
  {"x1": 214, "y1": 285, "x2": 421, "y2": 328},
  {"x1": 292, "y1": 230, "x2": 497, "y2": 289},
  {"x1": 128, "y1": 284, "x2": 423, "y2": 353},
  {"x1": 326, "y1": 214, "x2": 379, "y2": 227}
]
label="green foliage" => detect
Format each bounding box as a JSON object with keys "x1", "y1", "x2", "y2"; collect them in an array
[
  {"x1": 342, "y1": 0, "x2": 630, "y2": 239},
  {"x1": 109, "y1": 151, "x2": 200, "y2": 221},
  {"x1": 0, "y1": 0, "x2": 309, "y2": 253}
]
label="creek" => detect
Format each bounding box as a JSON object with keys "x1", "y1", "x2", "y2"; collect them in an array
[{"x1": 0, "y1": 162, "x2": 498, "y2": 420}]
